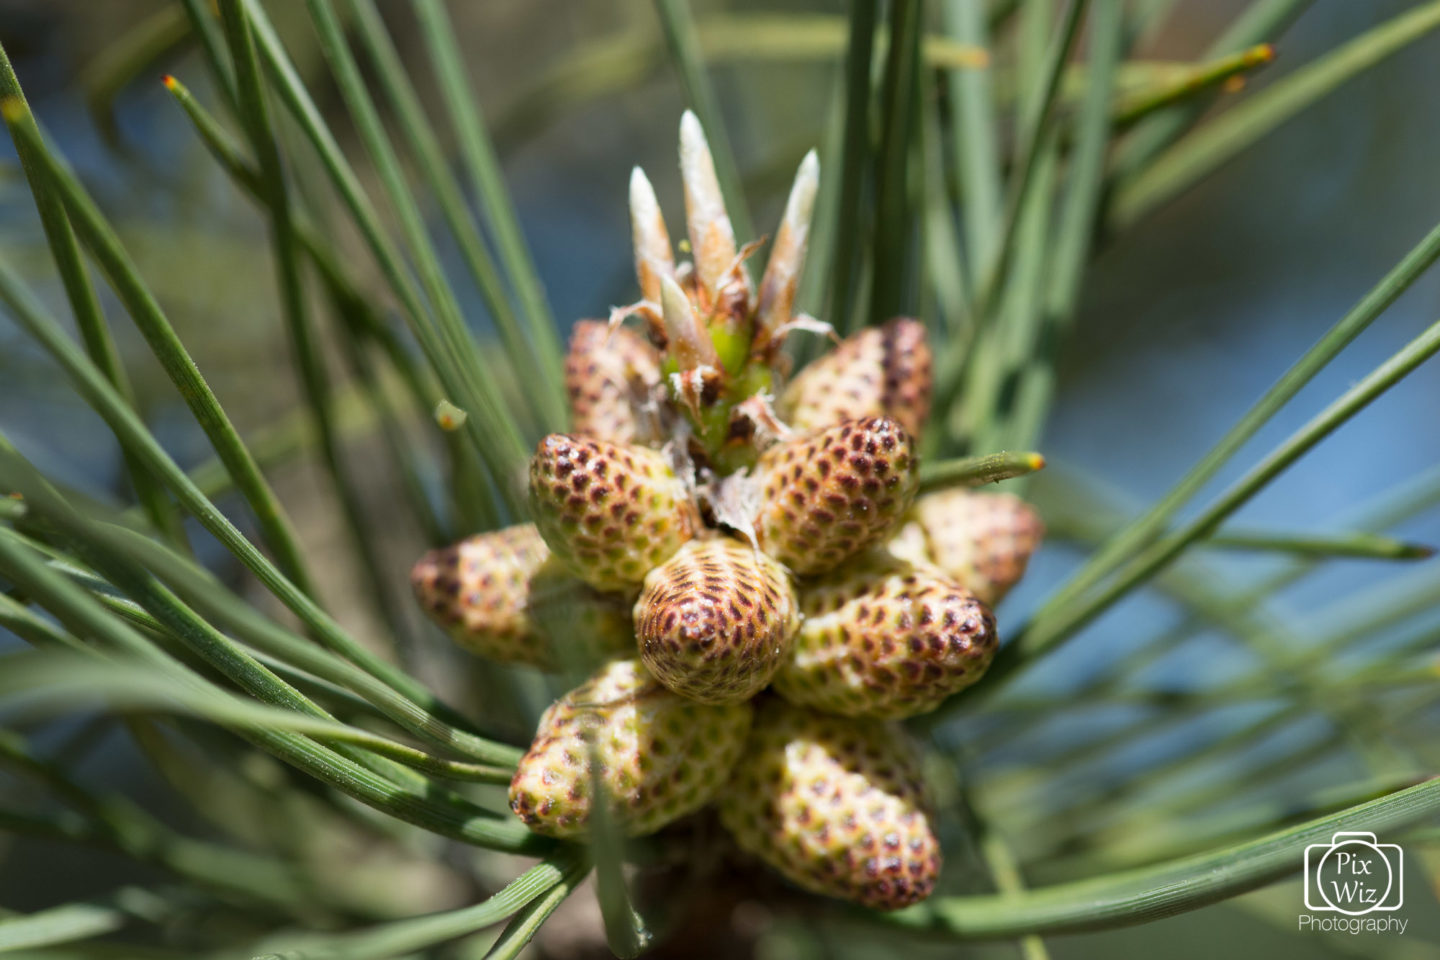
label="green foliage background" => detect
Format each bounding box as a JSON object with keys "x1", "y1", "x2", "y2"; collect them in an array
[{"x1": 0, "y1": 0, "x2": 1439, "y2": 957}]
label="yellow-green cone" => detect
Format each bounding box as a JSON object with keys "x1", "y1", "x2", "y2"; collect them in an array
[
  {"x1": 410, "y1": 524, "x2": 633, "y2": 669},
  {"x1": 509, "y1": 659, "x2": 752, "y2": 838},
  {"x1": 756, "y1": 416, "x2": 919, "y2": 576},
  {"x1": 780, "y1": 317, "x2": 933, "y2": 438},
  {"x1": 564, "y1": 320, "x2": 663, "y2": 446},
  {"x1": 634, "y1": 538, "x2": 799, "y2": 704},
  {"x1": 888, "y1": 490, "x2": 1044, "y2": 605},
  {"x1": 529, "y1": 433, "x2": 696, "y2": 591},
  {"x1": 717, "y1": 698, "x2": 941, "y2": 910},
  {"x1": 773, "y1": 550, "x2": 997, "y2": 718}
]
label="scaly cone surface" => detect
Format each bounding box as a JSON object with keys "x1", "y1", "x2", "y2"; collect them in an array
[
  {"x1": 755, "y1": 416, "x2": 919, "y2": 576},
  {"x1": 529, "y1": 434, "x2": 696, "y2": 592},
  {"x1": 717, "y1": 698, "x2": 941, "y2": 910},
  {"x1": 564, "y1": 320, "x2": 663, "y2": 446},
  {"x1": 888, "y1": 490, "x2": 1045, "y2": 605},
  {"x1": 771, "y1": 550, "x2": 997, "y2": 719},
  {"x1": 509, "y1": 659, "x2": 752, "y2": 838},
  {"x1": 410, "y1": 113, "x2": 1047, "y2": 912},
  {"x1": 635, "y1": 538, "x2": 799, "y2": 704},
  {"x1": 779, "y1": 316, "x2": 933, "y2": 438},
  {"x1": 410, "y1": 524, "x2": 631, "y2": 668}
]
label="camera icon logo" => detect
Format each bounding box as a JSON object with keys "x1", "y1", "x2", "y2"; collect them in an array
[{"x1": 1304, "y1": 832, "x2": 1403, "y2": 915}]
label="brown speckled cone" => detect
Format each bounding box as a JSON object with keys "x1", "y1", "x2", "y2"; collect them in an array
[
  {"x1": 410, "y1": 523, "x2": 632, "y2": 669},
  {"x1": 756, "y1": 416, "x2": 919, "y2": 576},
  {"x1": 509, "y1": 659, "x2": 752, "y2": 838},
  {"x1": 529, "y1": 434, "x2": 695, "y2": 592},
  {"x1": 635, "y1": 538, "x2": 799, "y2": 704},
  {"x1": 564, "y1": 320, "x2": 663, "y2": 446},
  {"x1": 780, "y1": 317, "x2": 932, "y2": 438},
  {"x1": 773, "y1": 550, "x2": 997, "y2": 719},
  {"x1": 717, "y1": 698, "x2": 940, "y2": 910},
  {"x1": 889, "y1": 490, "x2": 1044, "y2": 605}
]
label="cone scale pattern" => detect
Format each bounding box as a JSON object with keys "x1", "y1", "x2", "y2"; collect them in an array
[
  {"x1": 409, "y1": 113, "x2": 1045, "y2": 910},
  {"x1": 773, "y1": 552, "x2": 998, "y2": 719},
  {"x1": 636, "y1": 538, "x2": 798, "y2": 704},
  {"x1": 509, "y1": 659, "x2": 751, "y2": 838},
  {"x1": 718, "y1": 698, "x2": 941, "y2": 910},
  {"x1": 529, "y1": 434, "x2": 695, "y2": 592},
  {"x1": 779, "y1": 317, "x2": 933, "y2": 438},
  {"x1": 889, "y1": 490, "x2": 1044, "y2": 606},
  {"x1": 410, "y1": 525, "x2": 631, "y2": 669},
  {"x1": 564, "y1": 320, "x2": 663, "y2": 446},
  {"x1": 756, "y1": 417, "x2": 919, "y2": 576}
]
